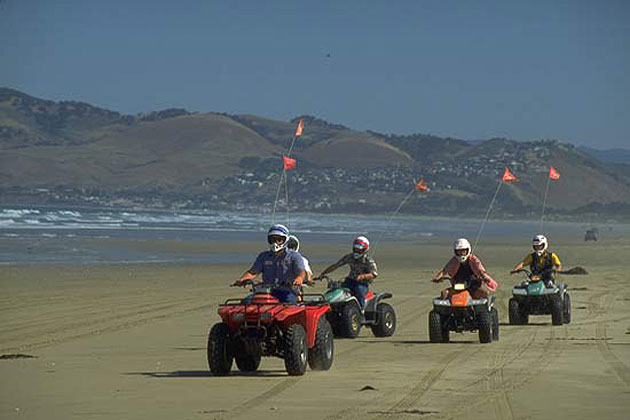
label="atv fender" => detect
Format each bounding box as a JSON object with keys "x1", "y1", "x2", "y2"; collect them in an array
[
  {"x1": 364, "y1": 292, "x2": 393, "y2": 315},
  {"x1": 282, "y1": 306, "x2": 330, "y2": 348}
]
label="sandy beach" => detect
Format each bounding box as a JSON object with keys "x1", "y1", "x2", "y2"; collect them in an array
[{"x1": 1, "y1": 236, "x2": 629, "y2": 419}]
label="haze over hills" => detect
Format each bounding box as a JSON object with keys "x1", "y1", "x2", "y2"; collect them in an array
[{"x1": 1, "y1": 87, "x2": 629, "y2": 219}]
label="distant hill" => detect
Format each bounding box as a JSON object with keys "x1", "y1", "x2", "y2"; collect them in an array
[
  {"x1": 578, "y1": 146, "x2": 630, "y2": 164},
  {"x1": 1, "y1": 88, "x2": 629, "y2": 218}
]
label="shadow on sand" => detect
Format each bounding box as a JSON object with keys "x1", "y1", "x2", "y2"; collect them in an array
[
  {"x1": 499, "y1": 322, "x2": 549, "y2": 326},
  {"x1": 354, "y1": 339, "x2": 478, "y2": 345},
  {"x1": 126, "y1": 369, "x2": 288, "y2": 378}
]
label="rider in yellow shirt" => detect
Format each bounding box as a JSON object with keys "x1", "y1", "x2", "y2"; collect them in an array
[{"x1": 511, "y1": 235, "x2": 562, "y2": 287}]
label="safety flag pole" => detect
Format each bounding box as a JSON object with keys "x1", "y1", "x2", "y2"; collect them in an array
[
  {"x1": 271, "y1": 119, "x2": 303, "y2": 225},
  {"x1": 472, "y1": 168, "x2": 517, "y2": 253},
  {"x1": 372, "y1": 178, "x2": 429, "y2": 255},
  {"x1": 540, "y1": 166, "x2": 560, "y2": 232}
]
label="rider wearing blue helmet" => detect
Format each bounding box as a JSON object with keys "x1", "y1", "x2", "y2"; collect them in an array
[{"x1": 235, "y1": 224, "x2": 306, "y2": 304}]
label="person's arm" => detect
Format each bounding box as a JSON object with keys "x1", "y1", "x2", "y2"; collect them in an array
[
  {"x1": 357, "y1": 258, "x2": 378, "y2": 282},
  {"x1": 236, "y1": 254, "x2": 263, "y2": 286},
  {"x1": 319, "y1": 256, "x2": 347, "y2": 277},
  {"x1": 236, "y1": 269, "x2": 258, "y2": 286},
  {"x1": 433, "y1": 258, "x2": 456, "y2": 282},
  {"x1": 552, "y1": 253, "x2": 562, "y2": 271},
  {"x1": 432, "y1": 268, "x2": 446, "y2": 282},
  {"x1": 293, "y1": 269, "x2": 306, "y2": 288},
  {"x1": 473, "y1": 257, "x2": 498, "y2": 291},
  {"x1": 511, "y1": 261, "x2": 525, "y2": 273}
]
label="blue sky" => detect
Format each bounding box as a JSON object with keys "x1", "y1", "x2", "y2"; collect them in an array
[{"x1": 1, "y1": 0, "x2": 628, "y2": 148}]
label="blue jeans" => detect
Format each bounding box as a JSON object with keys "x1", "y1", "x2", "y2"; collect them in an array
[
  {"x1": 342, "y1": 278, "x2": 369, "y2": 309},
  {"x1": 271, "y1": 288, "x2": 298, "y2": 305}
]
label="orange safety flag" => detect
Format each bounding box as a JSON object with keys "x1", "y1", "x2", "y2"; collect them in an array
[
  {"x1": 549, "y1": 166, "x2": 560, "y2": 180},
  {"x1": 414, "y1": 178, "x2": 429, "y2": 193},
  {"x1": 502, "y1": 168, "x2": 518, "y2": 183},
  {"x1": 282, "y1": 155, "x2": 296, "y2": 170},
  {"x1": 295, "y1": 119, "x2": 304, "y2": 137}
]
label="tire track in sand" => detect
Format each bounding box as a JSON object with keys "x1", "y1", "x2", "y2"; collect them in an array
[
  {"x1": 591, "y1": 292, "x2": 630, "y2": 387},
  {"x1": 443, "y1": 316, "x2": 570, "y2": 420},
  {"x1": 225, "y1": 295, "x2": 424, "y2": 420}
]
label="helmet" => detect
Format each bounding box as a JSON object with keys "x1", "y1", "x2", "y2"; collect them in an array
[
  {"x1": 453, "y1": 238, "x2": 471, "y2": 263},
  {"x1": 532, "y1": 234, "x2": 548, "y2": 256},
  {"x1": 352, "y1": 236, "x2": 370, "y2": 259},
  {"x1": 267, "y1": 224, "x2": 289, "y2": 253},
  {"x1": 287, "y1": 235, "x2": 300, "y2": 252}
]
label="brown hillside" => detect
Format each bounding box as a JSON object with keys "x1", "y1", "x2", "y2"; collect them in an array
[
  {"x1": 301, "y1": 132, "x2": 413, "y2": 168},
  {"x1": 0, "y1": 114, "x2": 279, "y2": 190}
]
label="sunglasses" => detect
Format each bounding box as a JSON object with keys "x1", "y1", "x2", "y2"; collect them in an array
[{"x1": 267, "y1": 235, "x2": 286, "y2": 244}]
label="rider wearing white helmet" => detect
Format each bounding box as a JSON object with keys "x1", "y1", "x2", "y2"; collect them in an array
[
  {"x1": 432, "y1": 238, "x2": 498, "y2": 299},
  {"x1": 287, "y1": 235, "x2": 313, "y2": 284},
  {"x1": 317, "y1": 236, "x2": 378, "y2": 309},
  {"x1": 235, "y1": 224, "x2": 306, "y2": 304},
  {"x1": 511, "y1": 234, "x2": 562, "y2": 287}
]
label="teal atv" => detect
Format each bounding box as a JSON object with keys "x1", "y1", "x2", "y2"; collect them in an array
[
  {"x1": 315, "y1": 276, "x2": 396, "y2": 338},
  {"x1": 508, "y1": 269, "x2": 571, "y2": 326}
]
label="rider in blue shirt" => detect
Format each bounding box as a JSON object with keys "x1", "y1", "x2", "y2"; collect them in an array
[{"x1": 235, "y1": 224, "x2": 306, "y2": 304}]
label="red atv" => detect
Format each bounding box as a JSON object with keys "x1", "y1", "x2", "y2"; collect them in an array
[{"x1": 207, "y1": 281, "x2": 334, "y2": 376}]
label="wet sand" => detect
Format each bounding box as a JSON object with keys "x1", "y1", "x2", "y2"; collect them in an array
[{"x1": 1, "y1": 237, "x2": 629, "y2": 419}]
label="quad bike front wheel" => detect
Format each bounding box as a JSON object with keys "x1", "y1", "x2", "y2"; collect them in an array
[
  {"x1": 508, "y1": 298, "x2": 522, "y2": 325},
  {"x1": 308, "y1": 318, "x2": 334, "y2": 370},
  {"x1": 477, "y1": 309, "x2": 492, "y2": 344},
  {"x1": 491, "y1": 307, "x2": 499, "y2": 341},
  {"x1": 284, "y1": 324, "x2": 308, "y2": 376},
  {"x1": 207, "y1": 322, "x2": 233, "y2": 376},
  {"x1": 563, "y1": 293, "x2": 571, "y2": 324},
  {"x1": 371, "y1": 302, "x2": 396, "y2": 337},
  {"x1": 341, "y1": 303, "x2": 362, "y2": 338},
  {"x1": 429, "y1": 310, "x2": 448, "y2": 343},
  {"x1": 551, "y1": 295, "x2": 564, "y2": 326}
]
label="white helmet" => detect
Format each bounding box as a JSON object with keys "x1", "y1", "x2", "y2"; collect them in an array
[
  {"x1": 532, "y1": 234, "x2": 548, "y2": 256},
  {"x1": 287, "y1": 235, "x2": 300, "y2": 252},
  {"x1": 267, "y1": 224, "x2": 289, "y2": 253},
  {"x1": 453, "y1": 238, "x2": 471, "y2": 263},
  {"x1": 352, "y1": 236, "x2": 370, "y2": 259}
]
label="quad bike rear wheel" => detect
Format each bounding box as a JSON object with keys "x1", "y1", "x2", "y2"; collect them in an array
[
  {"x1": 308, "y1": 318, "x2": 334, "y2": 370},
  {"x1": 477, "y1": 309, "x2": 492, "y2": 344},
  {"x1": 491, "y1": 307, "x2": 499, "y2": 341},
  {"x1": 371, "y1": 302, "x2": 396, "y2": 337},
  {"x1": 284, "y1": 324, "x2": 308, "y2": 376},
  {"x1": 207, "y1": 322, "x2": 233, "y2": 376}
]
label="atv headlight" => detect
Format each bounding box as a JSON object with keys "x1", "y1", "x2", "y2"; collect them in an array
[
  {"x1": 232, "y1": 313, "x2": 245, "y2": 321},
  {"x1": 454, "y1": 283, "x2": 466, "y2": 291},
  {"x1": 531, "y1": 275, "x2": 541, "y2": 282}
]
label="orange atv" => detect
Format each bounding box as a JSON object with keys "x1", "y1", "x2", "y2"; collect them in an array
[{"x1": 429, "y1": 277, "x2": 498, "y2": 344}]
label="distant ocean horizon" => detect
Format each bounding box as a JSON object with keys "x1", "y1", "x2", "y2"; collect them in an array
[{"x1": 1, "y1": 206, "x2": 626, "y2": 265}]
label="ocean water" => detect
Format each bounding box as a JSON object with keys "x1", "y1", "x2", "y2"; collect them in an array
[{"x1": 0, "y1": 207, "x2": 625, "y2": 265}]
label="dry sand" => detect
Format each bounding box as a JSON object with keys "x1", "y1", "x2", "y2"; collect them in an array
[{"x1": 1, "y1": 237, "x2": 629, "y2": 419}]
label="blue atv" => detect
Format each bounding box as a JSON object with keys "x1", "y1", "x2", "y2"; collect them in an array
[{"x1": 508, "y1": 269, "x2": 571, "y2": 326}]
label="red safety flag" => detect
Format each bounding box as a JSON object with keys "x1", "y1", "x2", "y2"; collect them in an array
[
  {"x1": 549, "y1": 166, "x2": 560, "y2": 180},
  {"x1": 414, "y1": 178, "x2": 429, "y2": 193},
  {"x1": 282, "y1": 155, "x2": 296, "y2": 170},
  {"x1": 502, "y1": 168, "x2": 518, "y2": 183},
  {"x1": 295, "y1": 119, "x2": 304, "y2": 137}
]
